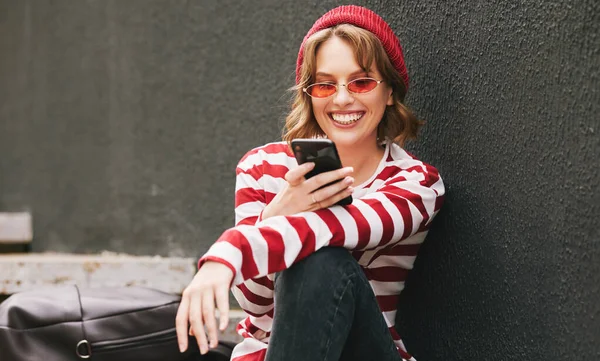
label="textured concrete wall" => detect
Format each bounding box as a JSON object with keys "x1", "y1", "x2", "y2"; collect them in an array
[{"x1": 0, "y1": 0, "x2": 598, "y2": 360}]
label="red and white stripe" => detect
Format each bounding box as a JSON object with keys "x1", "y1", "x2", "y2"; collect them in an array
[{"x1": 200, "y1": 141, "x2": 444, "y2": 361}]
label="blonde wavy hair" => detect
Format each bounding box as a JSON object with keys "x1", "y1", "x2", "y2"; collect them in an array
[{"x1": 282, "y1": 24, "x2": 422, "y2": 146}]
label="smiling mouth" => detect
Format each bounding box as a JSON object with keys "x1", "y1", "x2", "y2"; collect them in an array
[{"x1": 330, "y1": 112, "x2": 364, "y2": 125}]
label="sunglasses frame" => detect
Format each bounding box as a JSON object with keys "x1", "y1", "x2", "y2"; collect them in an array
[{"x1": 303, "y1": 77, "x2": 384, "y2": 98}]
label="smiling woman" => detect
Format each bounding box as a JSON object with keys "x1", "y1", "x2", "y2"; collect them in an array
[
  {"x1": 311, "y1": 36, "x2": 393, "y2": 156},
  {"x1": 176, "y1": 5, "x2": 445, "y2": 361}
]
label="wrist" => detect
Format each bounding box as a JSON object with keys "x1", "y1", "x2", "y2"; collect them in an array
[{"x1": 198, "y1": 255, "x2": 237, "y2": 286}]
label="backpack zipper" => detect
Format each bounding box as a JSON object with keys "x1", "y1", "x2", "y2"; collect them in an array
[{"x1": 76, "y1": 328, "x2": 178, "y2": 357}]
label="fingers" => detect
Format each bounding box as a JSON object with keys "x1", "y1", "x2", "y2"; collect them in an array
[
  {"x1": 215, "y1": 285, "x2": 230, "y2": 332},
  {"x1": 285, "y1": 162, "x2": 315, "y2": 186},
  {"x1": 189, "y1": 292, "x2": 209, "y2": 355},
  {"x1": 310, "y1": 175, "x2": 354, "y2": 204},
  {"x1": 311, "y1": 185, "x2": 354, "y2": 210},
  {"x1": 305, "y1": 166, "x2": 353, "y2": 192},
  {"x1": 329, "y1": 185, "x2": 355, "y2": 206},
  {"x1": 175, "y1": 291, "x2": 191, "y2": 352},
  {"x1": 202, "y1": 291, "x2": 219, "y2": 350},
  {"x1": 176, "y1": 263, "x2": 234, "y2": 356}
]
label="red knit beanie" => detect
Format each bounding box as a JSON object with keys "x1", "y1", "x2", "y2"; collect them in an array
[{"x1": 296, "y1": 5, "x2": 409, "y2": 91}]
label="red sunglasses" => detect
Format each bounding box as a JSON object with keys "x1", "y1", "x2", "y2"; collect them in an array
[{"x1": 303, "y1": 77, "x2": 384, "y2": 98}]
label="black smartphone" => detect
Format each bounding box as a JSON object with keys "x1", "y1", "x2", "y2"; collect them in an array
[{"x1": 291, "y1": 138, "x2": 353, "y2": 206}]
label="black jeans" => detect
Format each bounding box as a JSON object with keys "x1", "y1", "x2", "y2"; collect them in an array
[{"x1": 265, "y1": 247, "x2": 404, "y2": 361}]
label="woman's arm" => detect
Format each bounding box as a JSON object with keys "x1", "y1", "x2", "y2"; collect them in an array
[
  {"x1": 232, "y1": 153, "x2": 279, "y2": 325},
  {"x1": 201, "y1": 160, "x2": 445, "y2": 286},
  {"x1": 176, "y1": 149, "x2": 276, "y2": 354}
]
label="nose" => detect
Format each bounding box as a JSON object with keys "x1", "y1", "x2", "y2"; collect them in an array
[{"x1": 332, "y1": 84, "x2": 354, "y2": 107}]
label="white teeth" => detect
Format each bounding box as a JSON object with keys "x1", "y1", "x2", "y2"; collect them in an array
[{"x1": 331, "y1": 113, "x2": 363, "y2": 124}]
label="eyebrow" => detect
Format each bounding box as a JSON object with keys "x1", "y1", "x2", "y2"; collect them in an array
[{"x1": 315, "y1": 69, "x2": 370, "y2": 78}]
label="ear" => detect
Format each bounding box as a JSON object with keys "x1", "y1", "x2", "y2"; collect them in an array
[{"x1": 386, "y1": 89, "x2": 394, "y2": 106}]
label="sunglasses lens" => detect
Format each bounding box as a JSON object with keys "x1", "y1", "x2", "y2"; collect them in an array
[
  {"x1": 347, "y1": 78, "x2": 378, "y2": 93},
  {"x1": 306, "y1": 84, "x2": 336, "y2": 98}
]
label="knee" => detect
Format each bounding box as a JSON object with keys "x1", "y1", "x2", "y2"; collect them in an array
[
  {"x1": 297, "y1": 247, "x2": 356, "y2": 271},
  {"x1": 275, "y1": 247, "x2": 359, "y2": 292}
]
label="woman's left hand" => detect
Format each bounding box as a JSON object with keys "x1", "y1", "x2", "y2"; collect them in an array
[{"x1": 175, "y1": 261, "x2": 234, "y2": 355}]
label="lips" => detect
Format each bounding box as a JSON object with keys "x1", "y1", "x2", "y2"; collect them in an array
[{"x1": 329, "y1": 112, "x2": 365, "y2": 125}]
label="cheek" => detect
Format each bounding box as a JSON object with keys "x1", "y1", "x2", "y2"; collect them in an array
[
  {"x1": 370, "y1": 92, "x2": 392, "y2": 113},
  {"x1": 310, "y1": 98, "x2": 319, "y2": 113},
  {"x1": 311, "y1": 100, "x2": 327, "y2": 119}
]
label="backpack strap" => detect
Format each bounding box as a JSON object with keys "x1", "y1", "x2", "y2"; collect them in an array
[{"x1": 74, "y1": 285, "x2": 92, "y2": 359}]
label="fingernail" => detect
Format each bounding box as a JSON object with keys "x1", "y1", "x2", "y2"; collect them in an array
[
  {"x1": 201, "y1": 346, "x2": 208, "y2": 354},
  {"x1": 345, "y1": 177, "x2": 354, "y2": 184},
  {"x1": 179, "y1": 343, "x2": 185, "y2": 353},
  {"x1": 348, "y1": 186, "x2": 354, "y2": 193}
]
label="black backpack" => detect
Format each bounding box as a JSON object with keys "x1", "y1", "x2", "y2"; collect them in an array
[{"x1": 0, "y1": 285, "x2": 235, "y2": 361}]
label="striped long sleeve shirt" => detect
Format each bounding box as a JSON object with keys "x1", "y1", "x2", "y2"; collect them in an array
[{"x1": 199, "y1": 140, "x2": 445, "y2": 361}]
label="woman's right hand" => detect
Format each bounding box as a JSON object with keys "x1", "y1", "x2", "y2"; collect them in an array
[{"x1": 261, "y1": 162, "x2": 354, "y2": 220}]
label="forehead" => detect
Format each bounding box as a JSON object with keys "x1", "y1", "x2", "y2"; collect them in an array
[{"x1": 314, "y1": 36, "x2": 377, "y2": 77}]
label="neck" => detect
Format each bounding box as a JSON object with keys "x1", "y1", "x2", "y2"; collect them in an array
[{"x1": 337, "y1": 139, "x2": 385, "y2": 185}]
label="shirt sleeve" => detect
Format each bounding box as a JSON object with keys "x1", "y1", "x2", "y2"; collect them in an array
[
  {"x1": 229, "y1": 151, "x2": 276, "y2": 334},
  {"x1": 201, "y1": 158, "x2": 445, "y2": 287},
  {"x1": 234, "y1": 160, "x2": 267, "y2": 226}
]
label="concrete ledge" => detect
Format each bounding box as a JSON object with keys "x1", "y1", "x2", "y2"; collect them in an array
[
  {"x1": 0, "y1": 212, "x2": 32, "y2": 243},
  {"x1": 0, "y1": 251, "x2": 247, "y2": 343},
  {"x1": 0, "y1": 252, "x2": 197, "y2": 294}
]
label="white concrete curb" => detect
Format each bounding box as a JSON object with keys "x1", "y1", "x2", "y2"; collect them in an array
[{"x1": 0, "y1": 252, "x2": 196, "y2": 294}]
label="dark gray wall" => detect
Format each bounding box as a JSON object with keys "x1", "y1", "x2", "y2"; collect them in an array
[{"x1": 1, "y1": 1, "x2": 598, "y2": 360}]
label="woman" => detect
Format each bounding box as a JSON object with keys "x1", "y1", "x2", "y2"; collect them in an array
[{"x1": 176, "y1": 5, "x2": 445, "y2": 361}]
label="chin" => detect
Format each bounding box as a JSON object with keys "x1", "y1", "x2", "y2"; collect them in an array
[{"x1": 325, "y1": 131, "x2": 372, "y2": 148}]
